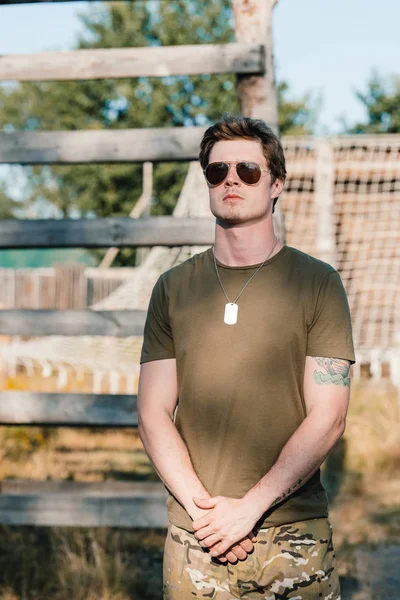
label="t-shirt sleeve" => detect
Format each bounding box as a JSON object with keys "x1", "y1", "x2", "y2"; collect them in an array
[
  {"x1": 306, "y1": 270, "x2": 356, "y2": 364},
  {"x1": 140, "y1": 274, "x2": 176, "y2": 364}
]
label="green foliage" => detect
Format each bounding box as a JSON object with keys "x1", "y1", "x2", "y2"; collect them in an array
[
  {"x1": 0, "y1": 0, "x2": 313, "y2": 266},
  {"x1": 0, "y1": 188, "x2": 19, "y2": 219},
  {"x1": 350, "y1": 71, "x2": 400, "y2": 133},
  {"x1": 278, "y1": 82, "x2": 314, "y2": 136}
]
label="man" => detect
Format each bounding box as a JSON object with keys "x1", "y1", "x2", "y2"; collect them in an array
[{"x1": 138, "y1": 115, "x2": 355, "y2": 599}]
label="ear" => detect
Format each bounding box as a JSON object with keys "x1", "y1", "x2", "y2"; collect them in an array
[{"x1": 271, "y1": 177, "x2": 285, "y2": 199}]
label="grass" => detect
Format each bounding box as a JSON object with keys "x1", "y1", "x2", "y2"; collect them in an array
[{"x1": 0, "y1": 372, "x2": 398, "y2": 598}]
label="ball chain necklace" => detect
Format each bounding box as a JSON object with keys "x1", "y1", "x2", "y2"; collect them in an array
[{"x1": 212, "y1": 237, "x2": 279, "y2": 325}]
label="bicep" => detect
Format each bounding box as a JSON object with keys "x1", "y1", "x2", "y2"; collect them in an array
[
  {"x1": 138, "y1": 358, "x2": 178, "y2": 423},
  {"x1": 303, "y1": 356, "x2": 351, "y2": 424}
]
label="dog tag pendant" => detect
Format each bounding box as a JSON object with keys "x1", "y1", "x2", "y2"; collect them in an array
[{"x1": 224, "y1": 302, "x2": 238, "y2": 325}]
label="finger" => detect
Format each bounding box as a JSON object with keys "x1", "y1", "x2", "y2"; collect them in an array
[
  {"x1": 224, "y1": 550, "x2": 239, "y2": 564},
  {"x1": 198, "y1": 534, "x2": 220, "y2": 549},
  {"x1": 210, "y1": 544, "x2": 227, "y2": 557},
  {"x1": 213, "y1": 551, "x2": 233, "y2": 564},
  {"x1": 239, "y1": 538, "x2": 254, "y2": 553},
  {"x1": 194, "y1": 526, "x2": 216, "y2": 541},
  {"x1": 192, "y1": 517, "x2": 211, "y2": 532},
  {"x1": 230, "y1": 544, "x2": 247, "y2": 561},
  {"x1": 215, "y1": 553, "x2": 228, "y2": 563}
]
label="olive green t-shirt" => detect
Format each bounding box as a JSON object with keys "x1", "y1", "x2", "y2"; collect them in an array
[{"x1": 140, "y1": 244, "x2": 355, "y2": 532}]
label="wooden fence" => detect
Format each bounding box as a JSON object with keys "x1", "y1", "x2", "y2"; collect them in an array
[
  {"x1": 0, "y1": 0, "x2": 277, "y2": 527},
  {"x1": 0, "y1": 264, "x2": 136, "y2": 309}
]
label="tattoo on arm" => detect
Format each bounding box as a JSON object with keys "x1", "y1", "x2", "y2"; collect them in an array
[
  {"x1": 313, "y1": 357, "x2": 351, "y2": 387},
  {"x1": 271, "y1": 478, "x2": 303, "y2": 508}
]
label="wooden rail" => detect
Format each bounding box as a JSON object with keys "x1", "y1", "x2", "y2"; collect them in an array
[
  {"x1": 0, "y1": 0, "x2": 159, "y2": 3},
  {"x1": 0, "y1": 309, "x2": 146, "y2": 336},
  {"x1": 0, "y1": 43, "x2": 264, "y2": 82},
  {"x1": 0, "y1": 127, "x2": 207, "y2": 164},
  {"x1": 0, "y1": 392, "x2": 138, "y2": 425},
  {"x1": 0, "y1": 481, "x2": 168, "y2": 527},
  {"x1": 0, "y1": 216, "x2": 215, "y2": 248}
]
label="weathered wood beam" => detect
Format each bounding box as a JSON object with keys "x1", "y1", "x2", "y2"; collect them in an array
[
  {"x1": 0, "y1": 480, "x2": 165, "y2": 496},
  {"x1": 0, "y1": 127, "x2": 206, "y2": 163},
  {"x1": 0, "y1": 216, "x2": 215, "y2": 248},
  {"x1": 0, "y1": 391, "x2": 138, "y2": 425},
  {"x1": 0, "y1": 43, "x2": 264, "y2": 82},
  {"x1": 0, "y1": 309, "x2": 146, "y2": 336},
  {"x1": 0, "y1": 487, "x2": 168, "y2": 527},
  {"x1": 232, "y1": 1, "x2": 285, "y2": 241},
  {"x1": 0, "y1": 0, "x2": 163, "y2": 3},
  {"x1": 315, "y1": 140, "x2": 336, "y2": 268},
  {"x1": 232, "y1": 0, "x2": 277, "y2": 128}
]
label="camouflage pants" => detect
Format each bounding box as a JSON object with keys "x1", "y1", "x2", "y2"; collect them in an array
[{"x1": 163, "y1": 518, "x2": 340, "y2": 599}]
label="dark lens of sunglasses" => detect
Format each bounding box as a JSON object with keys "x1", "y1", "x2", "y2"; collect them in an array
[
  {"x1": 205, "y1": 162, "x2": 229, "y2": 185},
  {"x1": 236, "y1": 162, "x2": 262, "y2": 184}
]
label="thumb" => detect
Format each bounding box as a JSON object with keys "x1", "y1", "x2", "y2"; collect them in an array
[{"x1": 193, "y1": 496, "x2": 216, "y2": 507}]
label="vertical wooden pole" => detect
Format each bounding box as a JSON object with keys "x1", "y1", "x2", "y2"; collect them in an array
[
  {"x1": 232, "y1": 0, "x2": 279, "y2": 130},
  {"x1": 315, "y1": 140, "x2": 337, "y2": 268},
  {"x1": 232, "y1": 0, "x2": 285, "y2": 241}
]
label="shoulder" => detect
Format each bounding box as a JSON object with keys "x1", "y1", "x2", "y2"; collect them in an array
[
  {"x1": 284, "y1": 245, "x2": 337, "y2": 283},
  {"x1": 157, "y1": 247, "x2": 211, "y2": 288}
]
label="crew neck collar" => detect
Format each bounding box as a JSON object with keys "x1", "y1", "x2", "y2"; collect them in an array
[{"x1": 207, "y1": 243, "x2": 288, "y2": 270}]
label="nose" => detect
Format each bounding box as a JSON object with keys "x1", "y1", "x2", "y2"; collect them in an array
[{"x1": 225, "y1": 164, "x2": 240, "y2": 186}]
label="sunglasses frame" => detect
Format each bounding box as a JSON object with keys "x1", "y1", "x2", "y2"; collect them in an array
[{"x1": 203, "y1": 161, "x2": 271, "y2": 186}]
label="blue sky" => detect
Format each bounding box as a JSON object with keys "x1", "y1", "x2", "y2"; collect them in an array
[{"x1": 0, "y1": 0, "x2": 399, "y2": 133}]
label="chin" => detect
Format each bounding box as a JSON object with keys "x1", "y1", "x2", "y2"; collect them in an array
[
  {"x1": 214, "y1": 203, "x2": 261, "y2": 222},
  {"x1": 212, "y1": 208, "x2": 245, "y2": 223}
]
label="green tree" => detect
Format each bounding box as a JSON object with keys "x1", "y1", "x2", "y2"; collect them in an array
[
  {"x1": 350, "y1": 71, "x2": 400, "y2": 133},
  {"x1": 0, "y1": 0, "x2": 313, "y2": 266}
]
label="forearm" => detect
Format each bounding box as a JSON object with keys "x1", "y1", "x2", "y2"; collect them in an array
[
  {"x1": 244, "y1": 410, "x2": 345, "y2": 518},
  {"x1": 139, "y1": 412, "x2": 210, "y2": 519}
]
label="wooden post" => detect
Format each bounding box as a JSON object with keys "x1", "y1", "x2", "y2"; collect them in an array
[
  {"x1": 54, "y1": 263, "x2": 87, "y2": 309},
  {"x1": 232, "y1": 0, "x2": 278, "y2": 129},
  {"x1": 99, "y1": 162, "x2": 153, "y2": 269},
  {"x1": 232, "y1": 0, "x2": 285, "y2": 241},
  {"x1": 315, "y1": 140, "x2": 337, "y2": 268}
]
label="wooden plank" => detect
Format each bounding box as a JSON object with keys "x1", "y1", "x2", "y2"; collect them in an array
[
  {"x1": 335, "y1": 161, "x2": 400, "y2": 171},
  {"x1": 0, "y1": 43, "x2": 264, "y2": 82},
  {"x1": 1, "y1": 0, "x2": 102, "y2": 3},
  {"x1": 315, "y1": 140, "x2": 337, "y2": 267},
  {"x1": 232, "y1": 1, "x2": 286, "y2": 242},
  {"x1": 0, "y1": 493, "x2": 168, "y2": 527},
  {"x1": 0, "y1": 216, "x2": 215, "y2": 248},
  {"x1": 0, "y1": 391, "x2": 138, "y2": 425},
  {"x1": 0, "y1": 127, "x2": 206, "y2": 164},
  {"x1": 0, "y1": 308, "x2": 146, "y2": 336},
  {"x1": 0, "y1": 0, "x2": 166, "y2": 4},
  {"x1": 0, "y1": 480, "x2": 166, "y2": 496},
  {"x1": 232, "y1": 0, "x2": 277, "y2": 127}
]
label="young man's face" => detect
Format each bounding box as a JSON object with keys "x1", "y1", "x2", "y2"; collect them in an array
[{"x1": 206, "y1": 139, "x2": 283, "y2": 225}]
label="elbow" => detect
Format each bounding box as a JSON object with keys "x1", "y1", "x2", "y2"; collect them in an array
[
  {"x1": 137, "y1": 411, "x2": 147, "y2": 442},
  {"x1": 137, "y1": 408, "x2": 173, "y2": 441},
  {"x1": 334, "y1": 415, "x2": 346, "y2": 441}
]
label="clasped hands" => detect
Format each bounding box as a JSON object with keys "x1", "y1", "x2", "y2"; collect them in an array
[{"x1": 191, "y1": 495, "x2": 260, "y2": 564}]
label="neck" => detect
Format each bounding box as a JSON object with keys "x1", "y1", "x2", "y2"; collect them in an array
[{"x1": 213, "y1": 217, "x2": 283, "y2": 267}]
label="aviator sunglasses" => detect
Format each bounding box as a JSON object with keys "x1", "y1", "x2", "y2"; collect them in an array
[{"x1": 204, "y1": 161, "x2": 270, "y2": 186}]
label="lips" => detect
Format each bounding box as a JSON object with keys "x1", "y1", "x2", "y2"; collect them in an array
[{"x1": 223, "y1": 194, "x2": 243, "y2": 200}]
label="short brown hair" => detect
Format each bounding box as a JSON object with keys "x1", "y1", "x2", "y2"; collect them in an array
[{"x1": 199, "y1": 115, "x2": 286, "y2": 212}]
